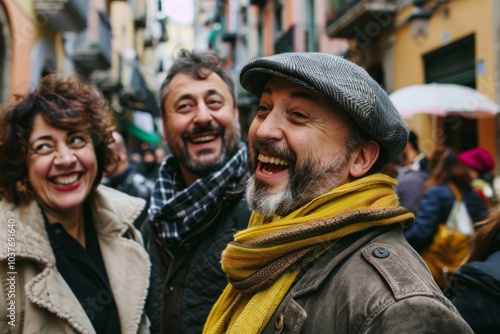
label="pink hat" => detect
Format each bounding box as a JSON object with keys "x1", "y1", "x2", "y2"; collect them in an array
[{"x1": 458, "y1": 147, "x2": 494, "y2": 172}]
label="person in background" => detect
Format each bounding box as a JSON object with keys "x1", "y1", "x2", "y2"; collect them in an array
[
  {"x1": 446, "y1": 204, "x2": 500, "y2": 333},
  {"x1": 144, "y1": 49, "x2": 251, "y2": 334},
  {"x1": 400, "y1": 130, "x2": 428, "y2": 173},
  {"x1": 404, "y1": 147, "x2": 488, "y2": 288},
  {"x1": 139, "y1": 146, "x2": 160, "y2": 183},
  {"x1": 103, "y1": 131, "x2": 152, "y2": 228},
  {"x1": 130, "y1": 151, "x2": 142, "y2": 168},
  {"x1": 203, "y1": 52, "x2": 472, "y2": 334},
  {"x1": 458, "y1": 147, "x2": 498, "y2": 207},
  {"x1": 395, "y1": 130, "x2": 428, "y2": 214},
  {"x1": 0, "y1": 74, "x2": 150, "y2": 333},
  {"x1": 105, "y1": 132, "x2": 154, "y2": 196},
  {"x1": 154, "y1": 146, "x2": 167, "y2": 165}
]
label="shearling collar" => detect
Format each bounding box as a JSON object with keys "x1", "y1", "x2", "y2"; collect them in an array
[{"x1": 0, "y1": 185, "x2": 146, "y2": 266}]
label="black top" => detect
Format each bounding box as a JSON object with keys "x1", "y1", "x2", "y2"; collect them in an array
[
  {"x1": 43, "y1": 204, "x2": 121, "y2": 333},
  {"x1": 447, "y1": 242, "x2": 500, "y2": 334}
]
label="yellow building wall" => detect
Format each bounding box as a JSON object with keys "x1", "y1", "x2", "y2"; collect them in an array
[
  {"x1": 110, "y1": 1, "x2": 134, "y2": 86},
  {"x1": 393, "y1": 0, "x2": 496, "y2": 158},
  {"x1": 4, "y1": 0, "x2": 35, "y2": 98},
  {"x1": 6, "y1": 0, "x2": 74, "y2": 96}
]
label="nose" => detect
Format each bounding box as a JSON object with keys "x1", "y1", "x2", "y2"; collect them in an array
[
  {"x1": 54, "y1": 146, "x2": 77, "y2": 167},
  {"x1": 253, "y1": 109, "x2": 284, "y2": 142},
  {"x1": 193, "y1": 103, "x2": 213, "y2": 126}
]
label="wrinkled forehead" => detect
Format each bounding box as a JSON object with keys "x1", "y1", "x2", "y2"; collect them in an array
[{"x1": 260, "y1": 76, "x2": 355, "y2": 126}]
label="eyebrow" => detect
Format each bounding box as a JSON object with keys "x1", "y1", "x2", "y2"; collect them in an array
[
  {"x1": 174, "y1": 93, "x2": 194, "y2": 103},
  {"x1": 30, "y1": 135, "x2": 53, "y2": 145},
  {"x1": 206, "y1": 89, "x2": 224, "y2": 98},
  {"x1": 174, "y1": 89, "x2": 225, "y2": 105}
]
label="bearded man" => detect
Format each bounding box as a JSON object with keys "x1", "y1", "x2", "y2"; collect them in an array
[
  {"x1": 145, "y1": 49, "x2": 251, "y2": 334},
  {"x1": 203, "y1": 53, "x2": 473, "y2": 333}
]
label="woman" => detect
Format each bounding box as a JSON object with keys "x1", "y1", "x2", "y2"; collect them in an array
[
  {"x1": 446, "y1": 205, "x2": 500, "y2": 333},
  {"x1": 404, "y1": 147, "x2": 488, "y2": 288},
  {"x1": 458, "y1": 147, "x2": 498, "y2": 207},
  {"x1": 0, "y1": 75, "x2": 150, "y2": 333}
]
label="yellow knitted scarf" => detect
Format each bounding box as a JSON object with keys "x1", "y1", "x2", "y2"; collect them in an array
[{"x1": 203, "y1": 174, "x2": 414, "y2": 334}]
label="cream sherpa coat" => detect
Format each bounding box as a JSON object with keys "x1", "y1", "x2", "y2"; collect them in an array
[{"x1": 0, "y1": 185, "x2": 151, "y2": 333}]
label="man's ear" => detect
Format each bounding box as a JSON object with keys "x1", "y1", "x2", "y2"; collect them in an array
[{"x1": 349, "y1": 141, "x2": 380, "y2": 178}]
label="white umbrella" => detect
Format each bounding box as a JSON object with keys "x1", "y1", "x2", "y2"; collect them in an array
[{"x1": 389, "y1": 83, "x2": 500, "y2": 118}]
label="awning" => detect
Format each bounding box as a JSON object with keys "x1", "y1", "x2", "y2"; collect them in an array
[
  {"x1": 208, "y1": 26, "x2": 221, "y2": 45},
  {"x1": 121, "y1": 119, "x2": 161, "y2": 146},
  {"x1": 389, "y1": 83, "x2": 500, "y2": 118},
  {"x1": 119, "y1": 66, "x2": 160, "y2": 117}
]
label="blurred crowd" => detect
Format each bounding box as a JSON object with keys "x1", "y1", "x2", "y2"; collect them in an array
[{"x1": 384, "y1": 131, "x2": 500, "y2": 333}]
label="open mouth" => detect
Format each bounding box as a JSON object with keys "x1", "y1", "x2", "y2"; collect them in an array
[
  {"x1": 258, "y1": 153, "x2": 290, "y2": 175},
  {"x1": 50, "y1": 173, "x2": 82, "y2": 186}
]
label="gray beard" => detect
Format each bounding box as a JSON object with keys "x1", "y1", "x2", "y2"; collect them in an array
[{"x1": 246, "y1": 150, "x2": 350, "y2": 218}]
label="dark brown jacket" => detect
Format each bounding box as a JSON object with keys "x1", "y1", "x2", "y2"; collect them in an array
[{"x1": 262, "y1": 226, "x2": 473, "y2": 334}]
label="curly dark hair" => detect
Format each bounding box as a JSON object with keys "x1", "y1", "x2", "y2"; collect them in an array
[
  {"x1": 0, "y1": 74, "x2": 116, "y2": 205},
  {"x1": 158, "y1": 49, "x2": 236, "y2": 115}
]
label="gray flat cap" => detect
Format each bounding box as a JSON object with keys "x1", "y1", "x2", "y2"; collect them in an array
[{"x1": 240, "y1": 52, "x2": 408, "y2": 160}]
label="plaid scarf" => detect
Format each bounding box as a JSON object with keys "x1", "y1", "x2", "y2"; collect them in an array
[{"x1": 148, "y1": 143, "x2": 248, "y2": 248}]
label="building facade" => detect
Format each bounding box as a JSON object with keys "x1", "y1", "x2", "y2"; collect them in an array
[
  {"x1": 393, "y1": 0, "x2": 498, "y2": 165},
  {"x1": 1, "y1": 0, "x2": 166, "y2": 152},
  {"x1": 196, "y1": 0, "x2": 500, "y2": 171},
  {"x1": 325, "y1": 0, "x2": 499, "y2": 171}
]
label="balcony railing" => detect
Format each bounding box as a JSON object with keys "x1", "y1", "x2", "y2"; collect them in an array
[
  {"x1": 129, "y1": 0, "x2": 147, "y2": 28},
  {"x1": 325, "y1": 0, "x2": 398, "y2": 39},
  {"x1": 119, "y1": 63, "x2": 160, "y2": 116},
  {"x1": 33, "y1": 0, "x2": 88, "y2": 32},
  {"x1": 73, "y1": 12, "x2": 112, "y2": 73},
  {"x1": 158, "y1": 17, "x2": 168, "y2": 42},
  {"x1": 249, "y1": 0, "x2": 266, "y2": 6},
  {"x1": 274, "y1": 25, "x2": 295, "y2": 54}
]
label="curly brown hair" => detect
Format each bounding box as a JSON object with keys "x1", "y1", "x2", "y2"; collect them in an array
[{"x1": 0, "y1": 74, "x2": 116, "y2": 205}]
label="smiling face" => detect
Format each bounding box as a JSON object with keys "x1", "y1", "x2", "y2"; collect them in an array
[
  {"x1": 27, "y1": 114, "x2": 98, "y2": 215},
  {"x1": 247, "y1": 77, "x2": 362, "y2": 217},
  {"x1": 162, "y1": 71, "x2": 240, "y2": 184}
]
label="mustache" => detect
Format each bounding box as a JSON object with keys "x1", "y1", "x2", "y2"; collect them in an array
[{"x1": 182, "y1": 125, "x2": 223, "y2": 140}]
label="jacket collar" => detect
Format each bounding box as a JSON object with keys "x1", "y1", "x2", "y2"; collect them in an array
[
  {"x1": 1, "y1": 185, "x2": 149, "y2": 333},
  {"x1": 0, "y1": 198, "x2": 54, "y2": 266},
  {"x1": 0, "y1": 185, "x2": 146, "y2": 265}
]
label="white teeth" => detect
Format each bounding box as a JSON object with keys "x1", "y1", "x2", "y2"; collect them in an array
[
  {"x1": 191, "y1": 135, "x2": 216, "y2": 143},
  {"x1": 258, "y1": 153, "x2": 289, "y2": 166},
  {"x1": 52, "y1": 174, "x2": 80, "y2": 185}
]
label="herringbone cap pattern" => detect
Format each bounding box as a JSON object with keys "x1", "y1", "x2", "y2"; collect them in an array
[{"x1": 240, "y1": 52, "x2": 408, "y2": 159}]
